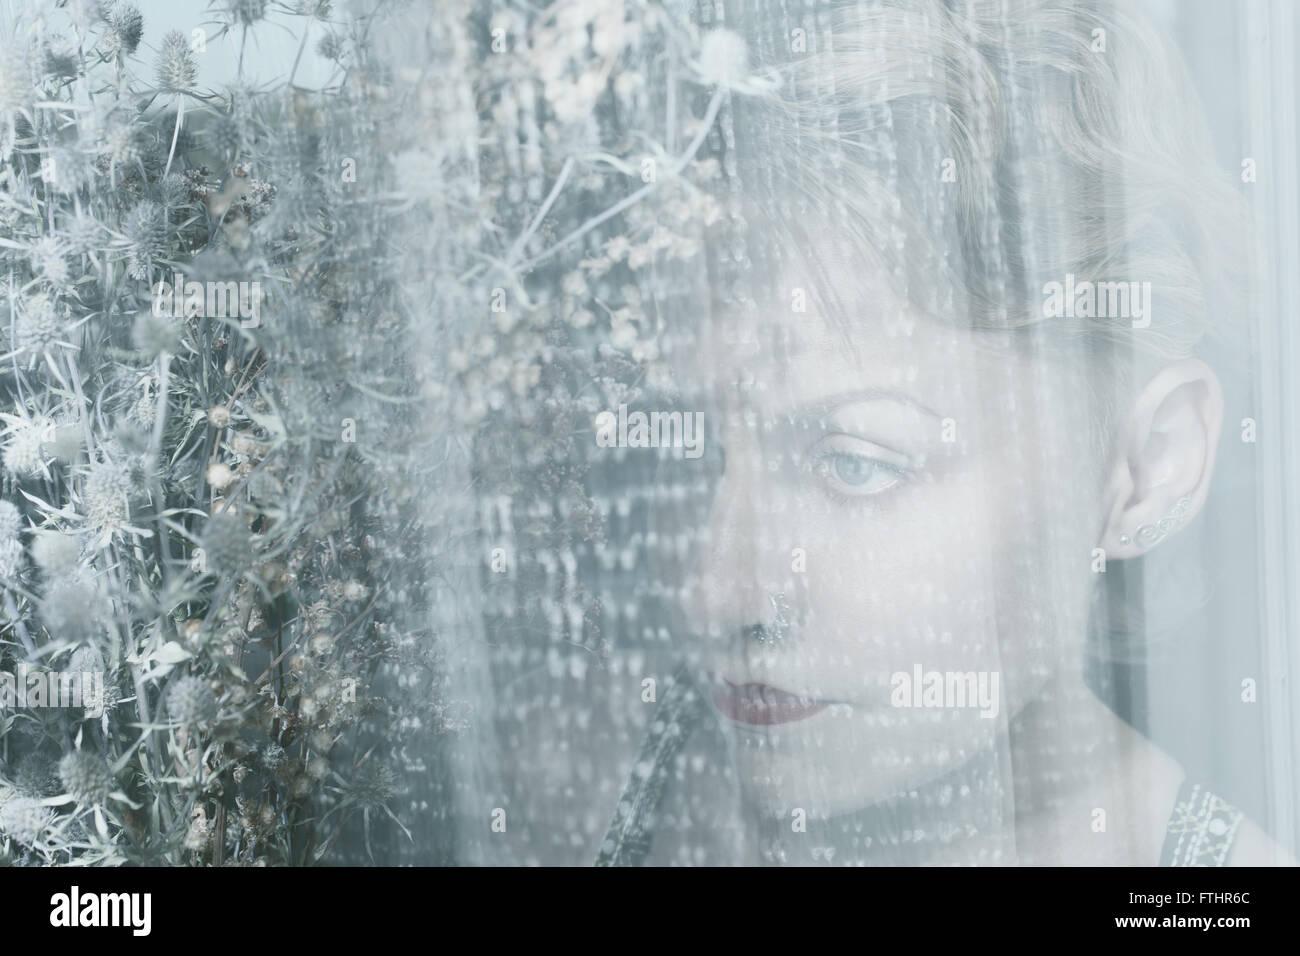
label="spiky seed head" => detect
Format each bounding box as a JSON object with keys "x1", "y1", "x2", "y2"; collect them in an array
[
  {"x1": 201, "y1": 512, "x2": 251, "y2": 572},
  {"x1": 127, "y1": 199, "x2": 168, "y2": 249},
  {"x1": 29, "y1": 237, "x2": 69, "y2": 286},
  {"x1": 14, "y1": 300, "x2": 62, "y2": 362},
  {"x1": 2, "y1": 423, "x2": 45, "y2": 478},
  {"x1": 347, "y1": 764, "x2": 396, "y2": 809},
  {"x1": 155, "y1": 30, "x2": 196, "y2": 92},
  {"x1": 107, "y1": 4, "x2": 144, "y2": 56},
  {"x1": 65, "y1": 211, "x2": 102, "y2": 253},
  {"x1": 316, "y1": 32, "x2": 345, "y2": 62},
  {"x1": 0, "y1": 499, "x2": 21, "y2": 542},
  {"x1": 0, "y1": 499, "x2": 21, "y2": 578},
  {"x1": 58, "y1": 750, "x2": 114, "y2": 806},
  {"x1": 42, "y1": 34, "x2": 80, "y2": 81},
  {"x1": 68, "y1": 644, "x2": 106, "y2": 675},
  {"x1": 31, "y1": 532, "x2": 81, "y2": 573},
  {"x1": 0, "y1": 795, "x2": 54, "y2": 845},
  {"x1": 15, "y1": 752, "x2": 61, "y2": 797},
  {"x1": 160, "y1": 173, "x2": 189, "y2": 208},
  {"x1": 227, "y1": 0, "x2": 269, "y2": 27},
  {"x1": 82, "y1": 458, "x2": 131, "y2": 532},
  {"x1": 166, "y1": 675, "x2": 218, "y2": 727},
  {"x1": 100, "y1": 113, "x2": 139, "y2": 166},
  {"x1": 127, "y1": 388, "x2": 156, "y2": 427},
  {"x1": 125, "y1": 199, "x2": 168, "y2": 280},
  {"x1": 40, "y1": 577, "x2": 104, "y2": 644}
]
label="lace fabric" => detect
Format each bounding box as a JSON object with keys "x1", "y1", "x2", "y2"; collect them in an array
[{"x1": 1160, "y1": 780, "x2": 1245, "y2": 868}]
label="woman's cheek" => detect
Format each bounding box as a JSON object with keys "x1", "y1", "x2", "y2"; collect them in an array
[{"x1": 797, "y1": 475, "x2": 1007, "y2": 700}]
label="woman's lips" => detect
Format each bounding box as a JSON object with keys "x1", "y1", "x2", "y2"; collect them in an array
[{"x1": 711, "y1": 678, "x2": 830, "y2": 726}]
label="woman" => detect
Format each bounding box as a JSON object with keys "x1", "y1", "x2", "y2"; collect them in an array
[
  {"x1": 583, "y1": 0, "x2": 1292, "y2": 866},
  {"x1": 429, "y1": 0, "x2": 1293, "y2": 867}
]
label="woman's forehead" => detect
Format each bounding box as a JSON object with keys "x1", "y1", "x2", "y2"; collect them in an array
[{"x1": 681, "y1": 305, "x2": 1023, "y2": 418}]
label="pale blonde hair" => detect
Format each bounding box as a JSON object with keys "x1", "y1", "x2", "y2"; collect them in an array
[{"x1": 722, "y1": 0, "x2": 1245, "y2": 370}]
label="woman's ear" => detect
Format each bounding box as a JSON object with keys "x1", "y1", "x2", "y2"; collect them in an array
[{"x1": 1098, "y1": 358, "x2": 1223, "y2": 559}]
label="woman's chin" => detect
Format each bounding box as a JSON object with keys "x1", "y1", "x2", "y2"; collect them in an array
[{"x1": 720, "y1": 703, "x2": 1014, "y2": 819}]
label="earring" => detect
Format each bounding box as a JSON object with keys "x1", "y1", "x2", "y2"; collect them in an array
[
  {"x1": 748, "y1": 591, "x2": 792, "y2": 646},
  {"x1": 1119, "y1": 496, "x2": 1192, "y2": 548}
]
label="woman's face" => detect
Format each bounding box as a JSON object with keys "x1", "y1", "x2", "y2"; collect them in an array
[{"x1": 675, "y1": 247, "x2": 1112, "y2": 817}]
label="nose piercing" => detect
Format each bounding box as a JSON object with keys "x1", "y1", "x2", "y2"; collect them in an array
[
  {"x1": 748, "y1": 591, "x2": 791, "y2": 645},
  {"x1": 1120, "y1": 496, "x2": 1192, "y2": 548}
]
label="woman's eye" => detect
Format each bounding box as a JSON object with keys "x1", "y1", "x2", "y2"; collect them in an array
[{"x1": 810, "y1": 443, "x2": 908, "y2": 498}]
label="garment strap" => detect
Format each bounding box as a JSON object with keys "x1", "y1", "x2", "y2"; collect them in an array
[
  {"x1": 594, "y1": 662, "x2": 707, "y2": 866},
  {"x1": 1159, "y1": 778, "x2": 1244, "y2": 866}
]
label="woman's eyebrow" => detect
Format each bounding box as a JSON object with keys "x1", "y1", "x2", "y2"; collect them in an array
[{"x1": 787, "y1": 389, "x2": 945, "y2": 422}]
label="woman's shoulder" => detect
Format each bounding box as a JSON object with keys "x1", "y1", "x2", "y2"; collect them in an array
[
  {"x1": 1225, "y1": 813, "x2": 1295, "y2": 866},
  {"x1": 1116, "y1": 719, "x2": 1293, "y2": 866},
  {"x1": 1139, "y1": 737, "x2": 1296, "y2": 867}
]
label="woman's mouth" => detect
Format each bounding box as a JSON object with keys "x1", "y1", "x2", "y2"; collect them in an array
[{"x1": 710, "y1": 677, "x2": 831, "y2": 726}]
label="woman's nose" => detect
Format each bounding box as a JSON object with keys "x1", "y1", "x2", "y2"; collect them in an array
[{"x1": 680, "y1": 445, "x2": 789, "y2": 641}]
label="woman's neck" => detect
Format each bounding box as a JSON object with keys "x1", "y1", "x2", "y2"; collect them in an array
[
  {"x1": 745, "y1": 667, "x2": 1183, "y2": 865},
  {"x1": 1006, "y1": 668, "x2": 1183, "y2": 865}
]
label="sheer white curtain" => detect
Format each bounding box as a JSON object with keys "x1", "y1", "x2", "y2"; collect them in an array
[
  {"x1": 27, "y1": 0, "x2": 1290, "y2": 866},
  {"x1": 377, "y1": 0, "x2": 1300, "y2": 866}
]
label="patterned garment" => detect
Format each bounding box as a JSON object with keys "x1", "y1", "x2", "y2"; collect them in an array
[{"x1": 1160, "y1": 779, "x2": 1244, "y2": 867}]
